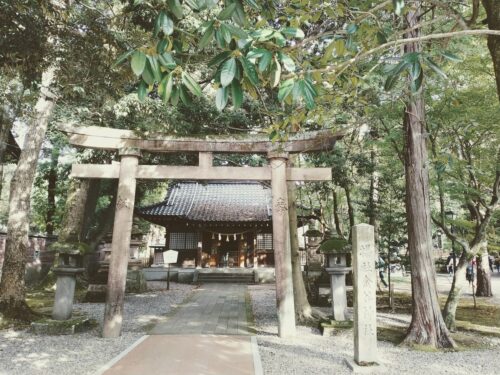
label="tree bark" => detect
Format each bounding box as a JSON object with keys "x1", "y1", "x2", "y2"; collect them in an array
[
  {"x1": 442, "y1": 250, "x2": 467, "y2": 331},
  {"x1": 58, "y1": 178, "x2": 91, "y2": 243},
  {"x1": 45, "y1": 147, "x2": 60, "y2": 236},
  {"x1": 0, "y1": 66, "x2": 58, "y2": 320},
  {"x1": 482, "y1": 0, "x2": 500, "y2": 100},
  {"x1": 81, "y1": 179, "x2": 101, "y2": 241},
  {"x1": 402, "y1": 6, "x2": 456, "y2": 348},
  {"x1": 332, "y1": 190, "x2": 344, "y2": 237},
  {"x1": 476, "y1": 250, "x2": 492, "y2": 297}
]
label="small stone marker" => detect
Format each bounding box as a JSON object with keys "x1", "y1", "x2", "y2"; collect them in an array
[{"x1": 348, "y1": 224, "x2": 378, "y2": 370}]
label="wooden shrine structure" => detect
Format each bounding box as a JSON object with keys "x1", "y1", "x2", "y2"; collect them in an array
[{"x1": 61, "y1": 125, "x2": 343, "y2": 339}]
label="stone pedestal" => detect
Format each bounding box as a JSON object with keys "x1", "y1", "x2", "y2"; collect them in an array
[
  {"x1": 325, "y1": 266, "x2": 351, "y2": 321},
  {"x1": 352, "y1": 224, "x2": 378, "y2": 366},
  {"x1": 52, "y1": 266, "x2": 84, "y2": 320}
]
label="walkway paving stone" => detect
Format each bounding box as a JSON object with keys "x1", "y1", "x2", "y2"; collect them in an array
[
  {"x1": 98, "y1": 283, "x2": 262, "y2": 375},
  {"x1": 150, "y1": 283, "x2": 250, "y2": 335}
]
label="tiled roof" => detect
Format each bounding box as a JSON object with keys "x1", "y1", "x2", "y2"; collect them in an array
[{"x1": 137, "y1": 182, "x2": 272, "y2": 222}]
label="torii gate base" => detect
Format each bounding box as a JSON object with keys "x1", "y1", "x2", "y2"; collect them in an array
[{"x1": 62, "y1": 126, "x2": 342, "y2": 338}]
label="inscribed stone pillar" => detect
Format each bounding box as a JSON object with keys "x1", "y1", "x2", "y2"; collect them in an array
[
  {"x1": 352, "y1": 224, "x2": 378, "y2": 365},
  {"x1": 102, "y1": 148, "x2": 140, "y2": 338},
  {"x1": 268, "y1": 152, "x2": 296, "y2": 338}
]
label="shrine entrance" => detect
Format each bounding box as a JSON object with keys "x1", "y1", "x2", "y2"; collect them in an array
[{"x1": 61, "y1": 125, "x2": 342, "y2": 339}]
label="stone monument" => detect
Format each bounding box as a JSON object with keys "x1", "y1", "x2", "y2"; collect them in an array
[{"x1": 346, "y1": 223, "x2": 379, "y2": 371}]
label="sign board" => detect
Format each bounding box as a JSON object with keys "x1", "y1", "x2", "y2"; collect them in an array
[{"x1": 163, "y1": 250, "x2": 178, "y2": 264}]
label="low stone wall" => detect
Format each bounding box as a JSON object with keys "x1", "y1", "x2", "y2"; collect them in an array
[{"x1": 0, "y1": 232, "x2": 56, "y2": 285}]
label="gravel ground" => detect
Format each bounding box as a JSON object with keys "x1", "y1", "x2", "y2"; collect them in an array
[
  {"x1": 0, "y1": 282, "x2": 195, "y2": 375},
  {"x1": 248, "y1": 284, "x2": 500, "y2": 375}
]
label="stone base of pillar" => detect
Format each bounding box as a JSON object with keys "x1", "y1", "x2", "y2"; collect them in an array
[
  {"x1": 344, "y1": 358, "x2": 382, "y2": 373},
  {"x1": 325, "y1": 266, "x2": 351, "y2": 321},
  {"x1": 52, "y1": 267, "x2": 84, "y2": 321}
]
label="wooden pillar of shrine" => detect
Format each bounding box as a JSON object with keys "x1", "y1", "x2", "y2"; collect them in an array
[
  {"x1": 268, "y1": 152, "x2": 296, "y2": 337},
  {"x1": 103, "y1": 148, "x2": 140, "y2": 338}
]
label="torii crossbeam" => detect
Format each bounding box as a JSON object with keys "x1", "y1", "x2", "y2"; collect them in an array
[{"x1": 61, "y1": 125, "x2": 343, "y2": 338}]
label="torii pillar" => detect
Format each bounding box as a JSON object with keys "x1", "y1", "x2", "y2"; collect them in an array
[
  {"x1": 103, "y1": 148, "x2": 140, "y2": 338},
  {"x1": 269, "y1": 151, "x2": 296, "y2": 337}
]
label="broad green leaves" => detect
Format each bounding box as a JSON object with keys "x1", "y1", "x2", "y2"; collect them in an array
[
  {"x1": 221, "y1": 58, "x2": 237, "y2": 87},
  {"x1": 131, "y1": 51, "x2": 147, "y2": 76}
]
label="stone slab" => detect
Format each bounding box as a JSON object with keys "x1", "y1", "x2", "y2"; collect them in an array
[{"x1": 30, "y1": 317, "x2": 94, "y2": 335}]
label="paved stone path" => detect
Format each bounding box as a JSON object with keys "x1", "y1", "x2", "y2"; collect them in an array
[
  {"x1": 150, "y1": 283, "x2": 250, "y2": 335},
  {"x1": 98, "y1": 283, "x2": 261, "y2": 375}
]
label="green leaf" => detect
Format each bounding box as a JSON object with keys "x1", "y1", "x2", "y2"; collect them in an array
[
  {"x1": 208, "y1": 51, "x2": 231, "y2": 67},
  {"x1": 410, "y1": 68, "x2": 423, "y2": 92},
  {"x1": 220, "y1": 23, "x2": 232, "y2": 43},
  {"x1": 214, "y1": 29, "x2": 226, "y2": 48},
  {"x1": 218, "y1": 3, "x2": 237, "y2": 20},
  {"x1": 270, "y1": 59, "x2": 281, "y2": 88},
  {"x1": 158, "y1": 52, "x2": 177, "y2": 69},
  {"x1": 199, "y1": 21, "x2": 215, "y2": 49},
  {"x1": 179, "y1": 85, "x2": 191, "y2": 105},
  {"x1": 141, "y1": 60, "x2": 155, "y2": 85},
  {"x1": 278, "y1": 78, "x2": 294, "y2": 101},
  {"x1": 220, "y1": 58, "x2": 237, "y2": 87},
  {"x1": 224, "y1": 23, "x2": 248, "y2": 39},
  {"x1": 157, "y1": 39, "x2": 169, "y2": 54},
  {"x1": 137, "y1": 80, "x2": 148, "y2": 101},
  {"x1": 182, "y1": 72, "x2": 202, "y2": 96},
  {"x1": 258, "y1": 51, "x2": 273, "y2": 72},
  {"x1": 410, "y1": 61, "x2": 421, "y2": 81},
  {"x1": 384, "y1": 74, "x2": 399, "y2": 91},
  {"x1": 231, "y1": 80, "x2": 243, "y2": 109},
  {"x1": 273, "y1": 32, "x2": 286, "y2": 47},
  {"x1": 278, "y1": 52, "x2": 295, "y2": 72},
  {"x1": 167, "y1": 0, "x2": 183, "y2": 19},
  {"x1": 393, "y1": 0, "x2": 405, "y2": 16},
  {"x1": 113, "y1": 50, "x2": 134, "y2": 68},
  {"x1": 148, "y1": 56, "x2": 162, "y2": 82},
  {"x1": 216, "y1": 86, "x2": 229, "y2": 110},
  {"x1": 243, "y1": 0, "x2": 260, "y2": 10},
  {"x1": 231, "y1": 1, "x2": 246, "y2": 27},
  {"x1": 299, "y1": 80, "x2": 315, "y2": 109},
  {"x1": 159, "y1": 73, "x2": 174, "y2": 103},
  {"x1": 346, "y1": 23, "x2": 358, "y2": 34},
  {"x1": 161, "y1": 15, "x2": 174, "y2": 35},
  {"x1": 281, "y1": 27, "x2": 305, "y2": 39},
  {"x1": 441, "y1": 51, "x2": 462, "y2": 62},
  {"x1": 131, "y1": 51, "x2": 147, "y2": 76},
  {"x1": 423, "y1": 57, "x2": 447, "y2": 79},
  {"x1": 240, "y1": 57, "x2": 259, "y2": 86},
  {"x1": 170, "y1": 85, "x2": 180, "y2": 105}
]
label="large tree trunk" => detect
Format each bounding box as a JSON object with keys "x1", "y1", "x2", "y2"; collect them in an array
[
  {"x1": 81, "y1": 179, "x2": 101, "y2": 241},
  {"x1": 442, "y1": 250, "x2": 468, "y2": 331},
  {"x1": 332, "y1": 190, "x2": 343, "y2": 237},
  {"x1": 402, "y1": 5, "x2": 455, "y2": 348},
  {"x1": 58, "y1": 178, "x2": 91, "y2": 243},
  {"x1": 476, "y1": 249, "x2": 493, "y2": 297},
  {"x1": 0, "y1": 66, "x2": 57, "y2": 320},
  {"x1": 45, "y1": 147, "x2": 60, "y2": 236},
  {"x1": 482, "y1": 0, "x2": 500, "y2": 100}
]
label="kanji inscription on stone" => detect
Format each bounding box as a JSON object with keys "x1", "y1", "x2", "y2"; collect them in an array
[{"x1": 352, "y1": 224, "x2": 378, "y2": 365}]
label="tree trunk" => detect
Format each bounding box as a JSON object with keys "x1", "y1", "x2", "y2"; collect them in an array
[
  {"x1": 482, "y1": 0, "x2": 500, "y2": 100},
  {"x1": 332, "y1": 190, "x2": 343, "y2": 237},
  {"x1": 81, "y1": 179, "x2": 101, "y2": 241},
  {"x1": 442, "y1": 250, "x2": 468, "y2": 331},
  {"x1": 45, "y1": 147, "x2": 60, "y2": 236},
  {"x1": 0, "y1": 92, "x2": 21, "y2": 198},
  {"x1": 476, "y1": 250, "x2": 492, "y2": 297},
  {"x1": 0, "y1": 66, "x2": 58, "y2": 320},
  {"x1": 402, "y1": 6, "x2": 455, "y2": 348},
  {"x1": 58, "y1": 178, "x2": 91, "y2": 243}
]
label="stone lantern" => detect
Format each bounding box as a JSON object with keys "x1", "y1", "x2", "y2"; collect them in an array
[
  {"x1": 319, "y1": 235, "x2": 351, "y2": 321},
  {"x1": 50, "y1": 245, "x2": 86, "y2": 320}
]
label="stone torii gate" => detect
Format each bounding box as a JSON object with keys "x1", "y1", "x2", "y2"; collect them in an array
[{"x1": 61, "y1": 125, "x2": 343, "y2": 338}]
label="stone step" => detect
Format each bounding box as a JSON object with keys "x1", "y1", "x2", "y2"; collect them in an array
[{"x1": 197, "y1": 272, "x2": 254, "y2": 284}]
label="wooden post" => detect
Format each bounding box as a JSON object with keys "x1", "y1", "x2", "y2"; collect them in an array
[
  {"x1": 102, "y1": 148, "x2": 140, "y2": 338},
  {"x1": 268, "y1": 152, "x2": 296, "y2": 337}
]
